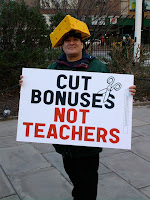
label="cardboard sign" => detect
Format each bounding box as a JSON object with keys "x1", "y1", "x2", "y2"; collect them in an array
[{"x1": 17, "y1": 68, "x2": 134, "y2": 149}]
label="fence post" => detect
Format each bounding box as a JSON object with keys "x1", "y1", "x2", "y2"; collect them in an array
[{"x1": 134, "y1": 0, "x2": 143, "y2": 62}]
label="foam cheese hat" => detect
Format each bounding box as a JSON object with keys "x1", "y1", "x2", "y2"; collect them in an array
[{"x1": 50, "y1": 15, "x2": 91, "y2": 48}]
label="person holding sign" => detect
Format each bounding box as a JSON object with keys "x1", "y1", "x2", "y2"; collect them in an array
[{"x1": 19, "y1": 15, "x2": 136, "y2": 200}]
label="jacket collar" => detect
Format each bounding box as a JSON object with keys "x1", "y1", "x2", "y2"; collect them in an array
[{"x1": 57, "y1": 50, "x2": 95, "y2": 69}]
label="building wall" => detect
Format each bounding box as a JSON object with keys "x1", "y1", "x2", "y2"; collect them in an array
[
  {"x1": 120, "y1": 0, "x2": 128, "y2": 16},
  {"x1": 5, "y1": 0, "x2": 150, "y2": 20},
  {"x1": 5, "y1": 0, "x2": 40, "y2": 7}
]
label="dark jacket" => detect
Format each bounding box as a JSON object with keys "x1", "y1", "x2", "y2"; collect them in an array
[
  {"x1": 48, "y1": 51, "x2": 109, "y2": 73},
  {"x1": 47, "y1": 51, "x2": 109, "y2": 158}
]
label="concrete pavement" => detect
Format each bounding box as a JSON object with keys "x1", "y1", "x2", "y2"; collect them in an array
[{"x1": 0, "y1": 105, "x2": 150, "y2": 200}]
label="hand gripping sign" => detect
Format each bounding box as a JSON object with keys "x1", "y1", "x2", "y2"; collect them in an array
[{"x1": 17, "y1": 68, "x2": 134, "y2": 150}]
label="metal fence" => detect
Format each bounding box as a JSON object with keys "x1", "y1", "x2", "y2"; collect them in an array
[
  {"x1": 86, "y1": 41, "x2": 150, "y2": 102},
  {"x1": 86, "y1": 42, "x2": 150, "y2": 67},
  {"x1": 0, "y1": 40, "x2": 150, "y2": 118}
]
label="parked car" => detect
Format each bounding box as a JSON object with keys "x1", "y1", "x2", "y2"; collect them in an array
[{"x1": 85, "y1": 39, "x2": 101, "y2": 46}]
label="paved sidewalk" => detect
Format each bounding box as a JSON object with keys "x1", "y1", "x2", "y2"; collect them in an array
[{"x1": 0, "y1": 105, "x2": 150, "y2": 200}]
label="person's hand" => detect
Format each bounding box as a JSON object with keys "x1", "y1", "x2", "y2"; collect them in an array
[
  {"x1": 19, "y1": 75, "x2": 23, "y2": 87},
  {"x1": 129, "y1": 85, "x2": 136, "y2": 96}
]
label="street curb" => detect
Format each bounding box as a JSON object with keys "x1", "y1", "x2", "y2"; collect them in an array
[
  {"x1": 0, "y1": 116, "x2": 18, "y2": 121},
  {"x1": 133, "y1": 101, "x2": 150, "y2": 106}
]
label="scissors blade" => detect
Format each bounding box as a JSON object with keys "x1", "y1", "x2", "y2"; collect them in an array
[
  {"x1": 103, "y1": 91, "x2": 110, "y2": 102},
  {"x1": 97, "y1": 88, "x2": 107, "y2": 94}
]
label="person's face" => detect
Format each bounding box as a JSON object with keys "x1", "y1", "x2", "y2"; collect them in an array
[{"x1": 62, "y1": 36, "x2": 83, "y2": 60}]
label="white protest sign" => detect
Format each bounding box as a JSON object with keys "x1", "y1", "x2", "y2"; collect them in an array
[{"x1": 17, "y1": 68, "x2": 134, "y2": 149}]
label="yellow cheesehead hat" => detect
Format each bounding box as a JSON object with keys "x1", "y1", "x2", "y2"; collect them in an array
[{"x1": 50, "y1": 15, "x2": 91, "y2": 48}]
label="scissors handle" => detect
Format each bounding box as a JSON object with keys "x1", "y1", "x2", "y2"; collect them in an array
[
  {"x1": 111, "y1": 83, "x2": 122, "y2": 91},
  {"x1": 107, "y1": 76, "x2": 115, "y2": 85}
]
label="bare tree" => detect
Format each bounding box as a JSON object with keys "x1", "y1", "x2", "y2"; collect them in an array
[{"x1": 48, "y1": 0, "x2": 130, "y2": 39}]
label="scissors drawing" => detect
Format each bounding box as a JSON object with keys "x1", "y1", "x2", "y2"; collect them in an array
[{"x1": 97, "y1": 76, "x2": 122, "y2": 102}]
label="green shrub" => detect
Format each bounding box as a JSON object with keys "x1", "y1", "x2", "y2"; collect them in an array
[
  {"x1": 100, "y1": 45, "x2": 150, "y2": 101},
  {"x1": 0, "y1": 1, "x2": 51, "y2": 89}
]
